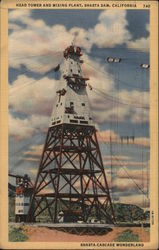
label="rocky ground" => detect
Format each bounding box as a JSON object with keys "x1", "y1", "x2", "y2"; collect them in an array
[{"x1": 22, "y1": 225, "x2": 150, "y2": 242}]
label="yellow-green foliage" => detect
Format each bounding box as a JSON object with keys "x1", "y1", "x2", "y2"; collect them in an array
[
  {"x1": 9, "y1": 225, "x2": 28, "y2": 242},
  {"x1": 116, "y1": 229, "x2": 139, "y2": 242}
]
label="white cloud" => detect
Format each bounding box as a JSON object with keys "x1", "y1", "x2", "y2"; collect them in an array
[
  {"x1": 113, "y1": 177, "x2": 139, "y2": 191},
  {"x1": 118, "y1": 89, "x2": 149, "y2": 107},
  {"x1": 89, "y1": 10, "x2": 131, "y2": 48},
  {"x1": 117, "y1": 168, "x2": 149, "y2": 181},
  {"x1": 8, "y1": 9, "x2": 133, "y2": 71},
  {"x1": 23, "y1": 157, "x2": 39, "y2": 162},
  {"x1": 9, "y1": 23, "x2": 21, "y2": 31},
  {"x1": 127, "y1": 37, "x2": 149, "y2": 52},
  {"x1": 9, "y1": 68, "x2": 149, "y2": 141},
  {"x1": 126, "y1": 23, "x2": 149, "y2": 52},
  {"x1": 9, "y1": 113, "x2": 35, "y2": 139},
  {"x1": 9, "y1": 9, "x2": 30, "y2": 22},
  {"x1": 131, "y1": 107, "x2": 149, "y2": 123},
  {"x1": 30, "y1": 114, "x2": 49, "y2": 130},
  {"x1": 146, "y1": 23, "x2": 150, "y2": 32},
  {"x1": 9, "y1": 10, "x2": 65, "y2": 72},
  {"x1": 8, "y1": 9, "x2": 149, "y2": 138},
  {"x1": 103, "y1": 155, "x2": 130, "y2": 161},
  {"x1": 96, "y1": 129, "x2": 149, "y2": 147},
  {"x1": 104, "y1": 160, "x2": 148, "y2": 168},
  {"x1": 9, "y1": 75, "x2": 57, "y2": 116},
  {"x1": 83, "y1": 54, "x2": 115, "y2": 93},
  {"x1": 97, "y1": 129, "x2": 119, "y2": 142},
  {"x1": 82, "y1": 56, "x2": 149, "y2": 124},
  {"x1": 24, "y1": 144, "x2": 43, "y2": 157},
  {"x1": 9, "y1": 73, "x2": 53, "y2": 139},
  {"x1": 9, "y1": 113, "x2": 49, "y2": 140},
  {"x1": 90, "y1": 88, "x2": 149, "y2": 124},
  {"x1": 119, "y1": 194, "x2": 149, "y2": 208},
  {"x1": 9, "y1": 9, "x2": 149, "y2": 71}
]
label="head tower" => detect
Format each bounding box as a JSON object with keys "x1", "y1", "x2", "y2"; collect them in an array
[{"x1": 27, "y1": 45, "x2": 115, "y2": 224}]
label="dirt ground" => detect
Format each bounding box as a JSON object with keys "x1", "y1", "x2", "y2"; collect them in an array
[{"x1": 23, "y1": 226, "x2": 150, "y2": 242}]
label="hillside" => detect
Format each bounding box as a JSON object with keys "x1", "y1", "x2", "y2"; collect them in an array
[{"x1": 112, "y1": 203, "x2": 149, "y2": 223}]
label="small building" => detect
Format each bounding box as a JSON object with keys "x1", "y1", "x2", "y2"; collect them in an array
[
  {"x1": 15, "y1": 176, "x2": 33, "y2": 222},
  {"x1": 15, "y1": 195, "x2": 30, "y2": 222}
]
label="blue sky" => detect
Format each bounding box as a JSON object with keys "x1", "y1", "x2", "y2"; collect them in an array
[{"x1": 8, "y1": 9, "x2": 150, "y2": 208}]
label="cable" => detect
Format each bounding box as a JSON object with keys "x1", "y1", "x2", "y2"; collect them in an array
[
  {"x1": 96, "y1": 131, "x2": 149, "y2": 199},
  {"x1": 112, "y1": 155, "x2": 148, "y2": 199},
  {"x1": 91, "y1": 87, "x2": 149, "y2": 110},
  {"x1": 9, "y1": 65, "x2": 59, "y2": 96},
  {"x1": 9, "y1": 50, "x2": 62, "y2": 61},
  {"x1": 87, "y1": 47, "x2": 149, "y2": 57},
  {"x1": 9, "y1": 61, "x2": 51, "y2": 78},
  {"x1": 85, "y1": 60, "x2": 149, "y2": 91}
]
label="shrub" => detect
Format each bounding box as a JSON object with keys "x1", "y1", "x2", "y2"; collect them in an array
[
  {"x1": 9, "y1": 226, "x2": 28, "y2": 242},
  {"x1": 116, "y1": 229, "x2": 140, "y2": 242}
]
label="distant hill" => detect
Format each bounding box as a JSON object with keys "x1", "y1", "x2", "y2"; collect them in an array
[{"x1": 112, "y1": 203, "x2": 150, "y2": 222}]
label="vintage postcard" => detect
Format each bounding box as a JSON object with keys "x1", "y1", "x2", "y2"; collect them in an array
[{"x1": 0, "y1": 0, "x2": 158, "y2": 249}]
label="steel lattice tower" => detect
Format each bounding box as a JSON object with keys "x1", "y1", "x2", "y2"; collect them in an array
[{"x1": 27, "y1": 45, "x2": 115, "y2": 224}]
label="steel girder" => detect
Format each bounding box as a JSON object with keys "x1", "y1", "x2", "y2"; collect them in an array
[{"x1": 27, "y1": 124, "x2": 115, "y2": 223}]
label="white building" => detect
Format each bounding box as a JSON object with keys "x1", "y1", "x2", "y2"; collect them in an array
[{"x1": 15, "y1": 195, "x2": 30, "y2": 215}]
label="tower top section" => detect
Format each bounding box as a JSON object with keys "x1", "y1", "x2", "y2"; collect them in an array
[
  {"x1": 50, "y1": 44, "x2": 93, "y2": 128},
  {"x1": 63, "y1": 45, "x2": 82, "y2": 58}
]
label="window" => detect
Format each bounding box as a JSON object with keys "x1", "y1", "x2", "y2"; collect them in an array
[
  {"x1": 24, "y1": 203, "x2": 29, "y2": 206},
  {"x1": 70, "y1": 102, "x2": 74, "y2": 107},
  {"x1": 65, "y1": 107, "x2": 74, "y2": 114},
  {"x1": 70, "y1": 119, "x2": 78, "y2": 124},
  {"x1": 82, "y1": 103, "x2": 85, "y2": 106},
  {"x1": 61, "y1": 103, "x2": 62, "y2": 105},
  {"x1": 80, "y1": 121, "x2": 88, "y2": 124},
  {"x1": 74, "y1": 116, "x2": 85, "y2": 120},
  {"x1": 56, "y1": 104, "x2": 58, "y2": 107}
]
